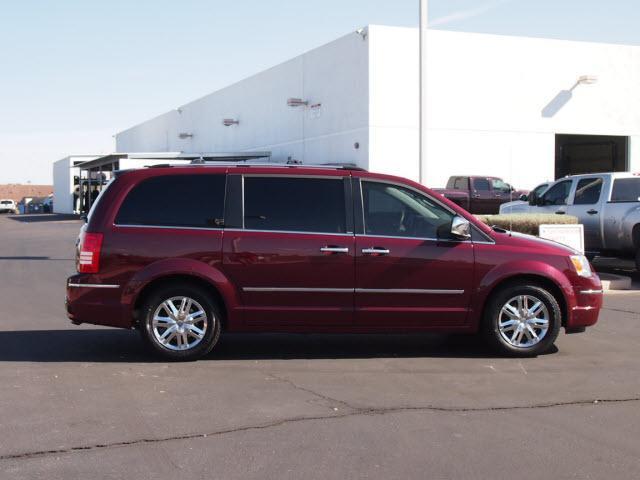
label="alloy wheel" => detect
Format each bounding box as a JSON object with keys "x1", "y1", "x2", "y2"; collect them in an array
[
  {"x1": 151, "y1": 296, "x2": 209, "y2": 351},
  {"x1": 498, "y1": 294, "x2": 550, "y2": 348}
]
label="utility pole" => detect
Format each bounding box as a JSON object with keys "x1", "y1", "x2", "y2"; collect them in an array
[{"x1": 419, "y1": 0, "x2": 428, "y2": 184}]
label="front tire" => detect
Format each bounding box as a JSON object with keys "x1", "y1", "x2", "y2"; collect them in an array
[
  {"x1": 483, "y1": 283, "x2": 561, "y2": 357},
  {"x1": 140, "y1": 284, "x2": 221, "y2": 361}
]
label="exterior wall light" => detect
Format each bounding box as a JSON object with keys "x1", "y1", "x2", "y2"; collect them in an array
[
  {"x1": 222, "y1": 119, "x2": 240, "y2": 126},
  {"x1": 287, "y1": 98, "x2": 308, "y2": 107},
  {"x1": 178, "y1": 133, "x2": 193, "y2": 139},
  {"x1": 577, "y1": 75, "x2": 598, "y2": 85}
]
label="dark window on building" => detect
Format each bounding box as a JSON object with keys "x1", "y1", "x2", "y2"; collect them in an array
[
  {"x1": 611, "y1": 178, "x2": 640, "y2": 203},
  {"x1": 573, "y1": 178, "x2": 603, "y2": 205},
  {"x1": 362, "y1": 181, "x2": 454, "y2": 239},
  {"x1": 542, "y1": 180, "x2": 572, "y2": 206},
  {"x1": 474, "y1": 178, "x2": 491, "y2": 191},
  {"x1": 115, "y1": 174, "x2": 226, "y2": 228},
  {"x1": 243, "y1": 177, "x2": 346, "y2": 233}
]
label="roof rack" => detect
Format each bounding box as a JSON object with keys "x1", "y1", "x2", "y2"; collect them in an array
[{"x1": 143, "y1": 161, "x2": 367, "y2": 172}]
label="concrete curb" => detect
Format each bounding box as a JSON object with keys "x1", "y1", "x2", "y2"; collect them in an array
[{"x1": 598, "y1": 272, "x2": 632, "y2": 291}]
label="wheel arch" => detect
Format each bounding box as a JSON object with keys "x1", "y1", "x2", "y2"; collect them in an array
[
  {"x1": 478, "y1": 273, "x2": 569, "y2": 328},
  {"x1": 133, "y1": 274, "x2": 229, "y2": 330},
  {"x1": 121, "y1": 258, "x2": 241, "y2": 330}
]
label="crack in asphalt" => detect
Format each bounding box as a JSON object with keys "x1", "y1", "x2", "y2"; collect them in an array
[
  {"x1": 1, "y1": 396, "x2": 639, "y2": 462},
  {"x1": 268, "y1": 374, "x2": 358, "y2": 411}
]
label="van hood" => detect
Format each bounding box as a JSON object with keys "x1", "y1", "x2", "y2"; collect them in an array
[{"x1": 493, "y1": 230, "x2": 579, "y2": 255}]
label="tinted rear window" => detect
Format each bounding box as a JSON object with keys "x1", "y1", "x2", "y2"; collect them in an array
[
  {"x1": 243, "y1": 177, "x2": 346, "y2": 233},
  {"x1": 611, "y1": 178, "x2": 640, "y2": 202},
  {"x1": 115, "y1": 174, "x2": 226, "y2": 228},
  {"x1": 0, "y1": 201, "x2": 12, "y2": 205}
]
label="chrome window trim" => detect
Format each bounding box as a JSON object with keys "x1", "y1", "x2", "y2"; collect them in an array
[
  {"x1": 114, "y1": 224, "x2": 223, "y2": 232},
  {"x1": 227, "y1": 228, "x2": 353, "y2": 237},
  {"x1": 243, "y1": 287, "x2": 464, "y2": 294},
  {"x1": 68, "y1": 283, "x2": 120, "y2": 289}
]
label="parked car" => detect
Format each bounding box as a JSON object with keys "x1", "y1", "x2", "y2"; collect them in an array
[
  {"x1": 433, "y1": 176, "x2": 528, "y2": 214},
  {"x1": 499, "y1": 182, "x2": 551, "y2": 215},
  {"x1": 0, "y1": 199, "x2": 16, "y2": 214},
  {"x1": 66, "y1": 164, "x2": 602, "y2": 360},
  {"x1": 500, "y1": 172, "x2": 640, "y2": 269}
]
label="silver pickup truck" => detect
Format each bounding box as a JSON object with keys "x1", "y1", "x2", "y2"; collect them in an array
[{"x1": 499, "y1": 172, "x2": 640, "y2": 269}]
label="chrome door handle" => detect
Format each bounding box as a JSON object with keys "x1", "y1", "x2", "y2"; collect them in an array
[
  {"x1": 362, "y1": 248, "x2": 390, "y2": 256},
  {"x1": 320, "y1": 246, "x2": 349, "y2": 254}
]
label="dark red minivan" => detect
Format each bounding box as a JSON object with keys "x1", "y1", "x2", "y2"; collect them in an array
[{"x1": 66, "y1": 164, "x2": 602, "y2": 360}]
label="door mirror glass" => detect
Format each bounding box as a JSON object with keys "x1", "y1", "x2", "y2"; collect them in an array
[
  {"x1": 450, "y1": 215, "x2": 471, "y2": 239},
  {"x1": 519, "y1": 194, "x2": 528, "y2": 202}
]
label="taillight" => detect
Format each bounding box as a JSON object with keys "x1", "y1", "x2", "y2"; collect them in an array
[{"x1": 77, "y1": 232, "x2": 103, "y2": 273}]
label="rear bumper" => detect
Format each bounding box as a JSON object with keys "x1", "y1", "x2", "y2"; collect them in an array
[{"x1": 66, "y1": 275, "x2": 131, "y2": 328}]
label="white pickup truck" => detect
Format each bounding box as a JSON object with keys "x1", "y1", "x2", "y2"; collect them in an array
[{"x1": 499, "y1": 172, "x2": 640, "y2": 269}]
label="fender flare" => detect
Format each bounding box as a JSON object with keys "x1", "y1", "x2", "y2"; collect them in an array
[
  {"x1": 121, "y1": 258, "x2": 241, "y2": 324},
  {"x1": 473, "y1": 260, "x2": 575, "y2": 323}
]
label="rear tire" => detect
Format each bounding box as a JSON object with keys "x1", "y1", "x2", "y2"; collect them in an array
[
  {"x1": 635, "y1": 248, "x2": 640, "y2": 272},
  {"x1": 483, "y1": 283, "x2": 561, "y2": 357},
  {"x1": 140, "y1": 284, "x2": 221, "y2": 361}
]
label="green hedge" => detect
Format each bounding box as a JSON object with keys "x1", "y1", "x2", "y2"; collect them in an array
[{"x1": 475, "y1": 214, "x2": 579, "y2": 236}]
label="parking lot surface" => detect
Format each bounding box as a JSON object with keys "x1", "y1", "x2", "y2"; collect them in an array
[{"x1": 1, "y1": 214, "x2": 639, "y2": 479}]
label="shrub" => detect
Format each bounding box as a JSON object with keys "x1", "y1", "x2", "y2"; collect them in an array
[{"x1": 475, "y1": 214, "x2": 579, "y2": 236}]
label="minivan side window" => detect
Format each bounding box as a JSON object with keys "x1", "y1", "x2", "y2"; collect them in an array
[
  {"x1": 243, "y1": 177, "x2": 346, "y2": 233},
  {"x1": 573, "y1": 178, "x2": 603, "y2": 205},
  {"x1": 115, "y1": 174, "x2": 226, "y2": 228},
  {"x1": 362, "y1": 181, "x2": 454, "y2": 239},
  {"x1": 541, "y1": 180, "x2": 572, "y2": 206}
]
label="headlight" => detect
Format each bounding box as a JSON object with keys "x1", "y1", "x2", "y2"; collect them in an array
[{"x1": 570, "y1": 255, "x2": 593, "y2": 278}]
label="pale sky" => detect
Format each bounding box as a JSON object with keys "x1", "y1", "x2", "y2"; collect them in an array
[{"x1": 1, "y1": 0, "x2": 638, "y2": 184}]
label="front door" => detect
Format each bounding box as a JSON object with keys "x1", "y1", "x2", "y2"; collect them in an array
[
  {"x1": 354, "y1": 179, "x2": 475, "y2": 328},
  {"x1": 566, "y1": 176, "x2": 605, "y2": 251},
  {"x1": 222, "y1": 174, "x2": 355, "y2": 327},
  {"x1": 534, "y1": 179, "x2": 574, "y2": 216},
  {"x1": 471, "y1": 177, "x2": 494, "y2": 214}
]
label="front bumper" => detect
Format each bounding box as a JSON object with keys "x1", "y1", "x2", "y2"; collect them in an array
[{"x1": 565, "y1": 275, "x2": 603, "y2": 331}]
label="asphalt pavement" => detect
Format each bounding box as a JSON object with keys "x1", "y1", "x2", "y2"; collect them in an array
[{"x1": 0, "y1": 214, "x2": 638, "y2": 479}]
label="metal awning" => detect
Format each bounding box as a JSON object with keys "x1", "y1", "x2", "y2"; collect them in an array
[{"x1": 75, "y1": 151, "x2": 272, "y2": 170}]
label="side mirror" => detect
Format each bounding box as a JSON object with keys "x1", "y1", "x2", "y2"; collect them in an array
[
  {"x1": 451, "y1": 215, "x2": 471, "y2": 240},
  {"x1": 519, "y1": 194, "x2": 528, "y2": 202}
]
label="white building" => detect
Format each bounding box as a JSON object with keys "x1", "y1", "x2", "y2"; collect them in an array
[{"x1": 89, "y1": 27, "x2": 640, "y2": 196}]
